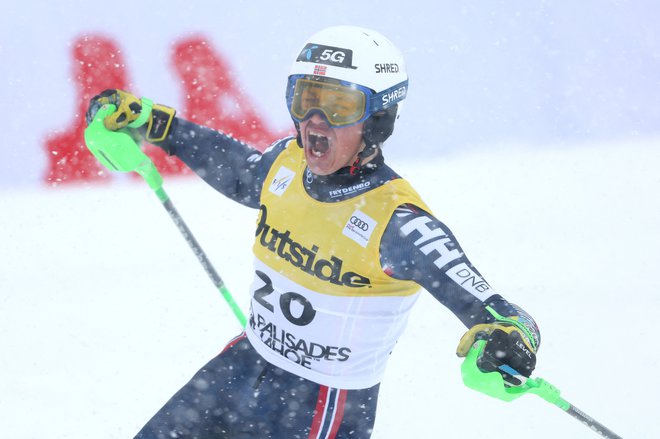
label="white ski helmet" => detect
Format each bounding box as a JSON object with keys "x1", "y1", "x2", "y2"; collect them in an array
[{"x1": 286, "y1": 26, "x2": 408, "y2": 146}]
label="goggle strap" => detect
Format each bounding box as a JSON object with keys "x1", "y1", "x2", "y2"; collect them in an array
[{"x1": 371, "y1": 80, "x2": 409, "y2": 112}]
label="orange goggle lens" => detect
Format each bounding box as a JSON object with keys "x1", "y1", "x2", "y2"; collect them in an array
[{"x1": 290, "y1": 79, "x2": 367, "y2": 126}]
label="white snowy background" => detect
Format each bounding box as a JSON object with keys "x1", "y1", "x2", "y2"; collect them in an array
[
  {"x1": 2, "y1": 140, "x2": 658, "y2": 438},
  {"x1": 1, "y1": 1, "x2": 659, "y2": 438}
]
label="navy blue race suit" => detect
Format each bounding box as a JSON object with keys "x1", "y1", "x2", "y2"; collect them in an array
[{"x1": 135, "y1": 118, "x2": 539, "y2": 439}]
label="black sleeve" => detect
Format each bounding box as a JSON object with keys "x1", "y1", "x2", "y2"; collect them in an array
[
  {"x1": 379, "y1": 204, "x2": 523, "y2": 329},
  {"x1": 158, "y1": 117, "x2": 292, "y2": 208}
]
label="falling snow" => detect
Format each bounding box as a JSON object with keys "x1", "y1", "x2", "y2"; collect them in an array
[{"x1": 1, "y1": 139, "x2": 658, "y2": 438}]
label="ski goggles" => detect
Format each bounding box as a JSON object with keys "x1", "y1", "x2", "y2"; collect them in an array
[{"x1": 286, "y1": 74, "x2": 408, "y2": 127}]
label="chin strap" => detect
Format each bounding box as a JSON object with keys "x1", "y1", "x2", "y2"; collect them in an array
[
  {"x1": 349, "y1": 142, "x2": 379, "y2": 175},
  {"x1": 294, "y1": 121, "x2": 303, "y2": 147},
  {"x1": 350, "y1": 105, "x2": 398, "y2": 174}
]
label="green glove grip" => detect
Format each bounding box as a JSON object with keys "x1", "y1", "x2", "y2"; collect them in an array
[
  {"x1": 83, "y1": 104, "x2": 163, "y2": 192},
  {"x1": 461, "y1": 339, "x2": 530, "y2": 402},
  {"x1": 461, "y1": 340, "x2": 569, "y2": 409}
]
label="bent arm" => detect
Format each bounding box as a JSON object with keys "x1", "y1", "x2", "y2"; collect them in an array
[{"x1": 380, "y1": 204, "x2": 540, "y2": 344}]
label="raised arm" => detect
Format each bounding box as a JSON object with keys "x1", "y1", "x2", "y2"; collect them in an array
[
  {"x1": 159, "y1": 118, "x2": 291, "y2": 208},
  {"x1": 85, "y1": 88, "x2": 290, "y2": 209}
]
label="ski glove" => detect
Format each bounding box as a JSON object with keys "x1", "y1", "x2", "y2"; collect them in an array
[
  {"x1": 456, "y1": 305, "x2": 540, "y2": 386},
  {"x1": 85, "y1": 89, "x2": 176, "y2": 144}
]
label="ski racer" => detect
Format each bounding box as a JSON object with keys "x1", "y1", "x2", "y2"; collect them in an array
[{"x1": 86, "y1": 25, "x2": 541, "y2": 439}]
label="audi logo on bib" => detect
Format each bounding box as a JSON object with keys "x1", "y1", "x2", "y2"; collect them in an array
[
  {"x1": 350, "y1": 216, "x2": 369, "y2": 231},
  {"x1": 343, "y1": 210, "x2": 377, "y2": 248}
]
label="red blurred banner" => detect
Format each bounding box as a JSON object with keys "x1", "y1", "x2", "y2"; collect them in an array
[{"x1": 45, "y1": 34, "x2": 283, "y2": 186}]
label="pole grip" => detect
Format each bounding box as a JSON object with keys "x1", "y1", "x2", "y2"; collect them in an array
[
  {"x1": 461, "y1": 341, "x2": 624, "y2": 438},
  {"x1": 84, "y1": 104, "x2": 160, "y2": 184}
]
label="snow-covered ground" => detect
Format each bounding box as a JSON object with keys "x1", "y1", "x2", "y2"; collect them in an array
[{"x1": 1, "y1": 139, "x2": 658, "y2": 438}]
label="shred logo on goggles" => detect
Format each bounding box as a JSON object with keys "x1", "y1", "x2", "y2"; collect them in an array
[
  {"x1": 255, "y1": 205, "x2": 371, "y2": 288},
  {"x1": 296, "y1": 43, "x2": 357, "y2": 69},
  {"x1": 382, "y1": 84, "x2": 407, "y2": 106}
]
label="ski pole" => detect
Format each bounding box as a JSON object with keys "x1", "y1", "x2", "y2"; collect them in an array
[
  {"x1": 84, "y1": 103, "x2": 247, "y2": 327},
  {"x1": 461, "y1": 339, "x2": 623, "y2": 439}
]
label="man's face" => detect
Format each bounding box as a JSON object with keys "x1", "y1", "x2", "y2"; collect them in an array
[{"x1": 299, "y1": 113, "x2": 364, "y2": 176}]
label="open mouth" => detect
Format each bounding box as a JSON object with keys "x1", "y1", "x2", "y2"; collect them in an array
[{"x1": 307, "y1": 132, "x2": 330, "y2": 157}]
